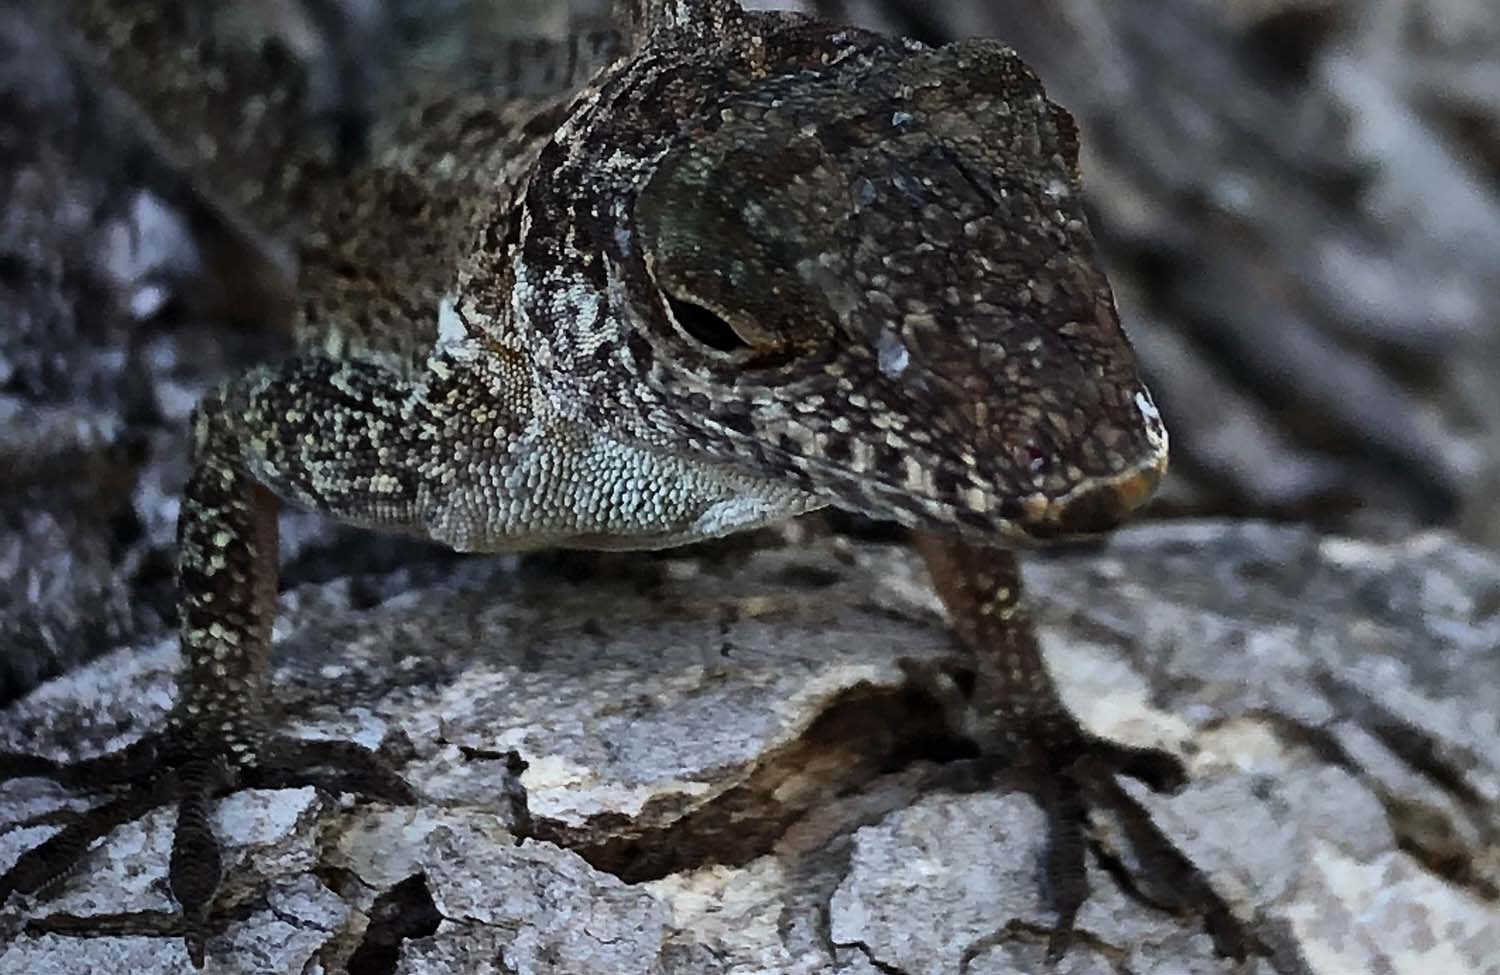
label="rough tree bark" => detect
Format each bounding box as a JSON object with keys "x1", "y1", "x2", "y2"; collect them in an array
[{"x1": 2, "y1": 522, "x2": 1497, "y2": 972}]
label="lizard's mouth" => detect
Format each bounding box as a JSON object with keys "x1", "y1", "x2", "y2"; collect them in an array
[
  {"x1": 790, "y1": 382, "x2": 1170, "y2": 546},
  {"x1": 1001, "y1": 385, "x2": 1170, "y2": 540},
  {"x1": 1011, "y1": 436, "x2": 1168, "y2": 540}
]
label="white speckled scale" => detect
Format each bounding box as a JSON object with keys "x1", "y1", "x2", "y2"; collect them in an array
[{"x1": 421, "y1": 341, "x2": 824, "y2": 552}]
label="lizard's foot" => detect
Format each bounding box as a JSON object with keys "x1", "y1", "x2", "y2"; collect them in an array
[
  {"x1": 0, "y1": 720, "x2": 415, "y2": 965},
  {"x1": 978, "y1": 722, "x2": 1252, "y2": 961}
]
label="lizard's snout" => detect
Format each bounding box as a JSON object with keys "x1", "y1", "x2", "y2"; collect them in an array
[
  {"x1": 1018, "y1": 385, "x2": 1169, "y2": 538},
  {"x1": 1043, "y1": 443, "x2": 1167, "y2": 536}
]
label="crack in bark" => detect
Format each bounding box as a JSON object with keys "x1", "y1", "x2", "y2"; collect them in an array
[
  {"x1": 528, "y1": 682, "x2": 955, "y2": 883},
  {"x1": 447, "y1": 743, "x2": 533, "y2": 840},
  {"x1": 517, "y1": 662, "x2": 1265, "y2": 965},
  {"x1": 841, "y1": 938, "x2": 913, "y2": 975},
  {"x1": 344, "y1": 874, "x2": 442, "y2": 975}
]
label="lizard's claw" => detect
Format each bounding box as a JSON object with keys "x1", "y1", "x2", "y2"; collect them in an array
[
  {"x1": 243, "y1": 733, "x2": 417, "y2": 803},
  {"x1": 979, "y1": 727, "x2": 1251, "y2": 962},
  {"x1": 1016, "y1": 732, "x2": 1186, "y2": 958},
  {"x1": 0, "y1": 722, "x2": 414, "y2": 966},
  {"x1": 1066, "y1": 735, "x2": 1190, "y2": 794}
]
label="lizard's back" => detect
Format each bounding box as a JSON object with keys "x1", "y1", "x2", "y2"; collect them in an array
[{"x1": 64, "y1": 0, "x2": 619, "y2": 371}]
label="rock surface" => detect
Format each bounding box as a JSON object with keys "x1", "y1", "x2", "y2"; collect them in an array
[{"x1": 1, "y1": 521, "x2": 1497, "y2": 974}]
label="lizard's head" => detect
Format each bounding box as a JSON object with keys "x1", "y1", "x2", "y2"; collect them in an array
[{"x1": 513, "y1": 11, "x2": 1167, "y2": 544}]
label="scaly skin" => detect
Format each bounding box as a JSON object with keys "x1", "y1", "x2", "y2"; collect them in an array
[{"x1": 0, "y1": 0, "x2": 1245, "y2": 965}]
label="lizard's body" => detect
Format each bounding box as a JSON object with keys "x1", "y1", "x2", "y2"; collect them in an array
[
  {"x1": 74, "y1": 0, "x2": 822, "y2": 550},
  {"x1": 1, "y1": 0, "x2": 1240, "y2": 966}
]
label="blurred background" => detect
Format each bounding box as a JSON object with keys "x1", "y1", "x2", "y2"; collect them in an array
[{"x1": 1, "y1": 0, "x2": 1497, "y2": 701}]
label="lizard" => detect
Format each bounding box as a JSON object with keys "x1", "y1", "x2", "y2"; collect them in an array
[{"x1": 0, "y1": 0, "x2": 1243, "y2": 965}]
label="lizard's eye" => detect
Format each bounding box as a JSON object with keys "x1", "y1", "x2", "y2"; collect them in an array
[{"x1": 666, "y1": 294, "x2": 754, "y2": 354}]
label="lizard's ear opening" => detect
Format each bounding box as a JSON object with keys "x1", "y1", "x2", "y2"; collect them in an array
[{"x1": 665, "y1": 294, "x2": 753, "y2": 353}]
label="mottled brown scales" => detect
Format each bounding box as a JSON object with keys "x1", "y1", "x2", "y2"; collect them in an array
[
  {"x1": 0, "y1": 0, "x2": 1240, "y2": 967},
  {"x1": 513, "y1": 26, "x2": 1167, "y2": 539}
]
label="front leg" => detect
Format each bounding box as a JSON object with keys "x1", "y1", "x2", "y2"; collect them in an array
[
  {"x1": 0, "y1": 355, "x2": 456, "y2": 964},
  {"x1": 0, "y1": 341, "x2": 817, "y2": 963},
  {"x1": 913, "y1": 534, "x2": 1248, "y2": 959}
]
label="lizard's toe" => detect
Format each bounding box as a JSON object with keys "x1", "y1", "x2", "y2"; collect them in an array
[
  {"x1": 245, "y1": 733, "x2": 418, "y2": 805},
  {"x1": 1, "y1": 723, "x2": 413, "y2": 966},
  {"x1": 1068, "y1": 734, "x2": 1189, "y2": 794},
  {"x1": 0, "y1": 744, "x2": 201, "y2": 901},
  {"x1": 0, "y1": 733, "x2": 167, "y2": 790},
  {"x1": 984, "y1": 729, "x2": 1253, "y2": 962}
]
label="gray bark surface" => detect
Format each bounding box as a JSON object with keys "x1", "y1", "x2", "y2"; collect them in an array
[{"x1": 2, "y1": 522, "x2": 1496, "y2": 973}]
